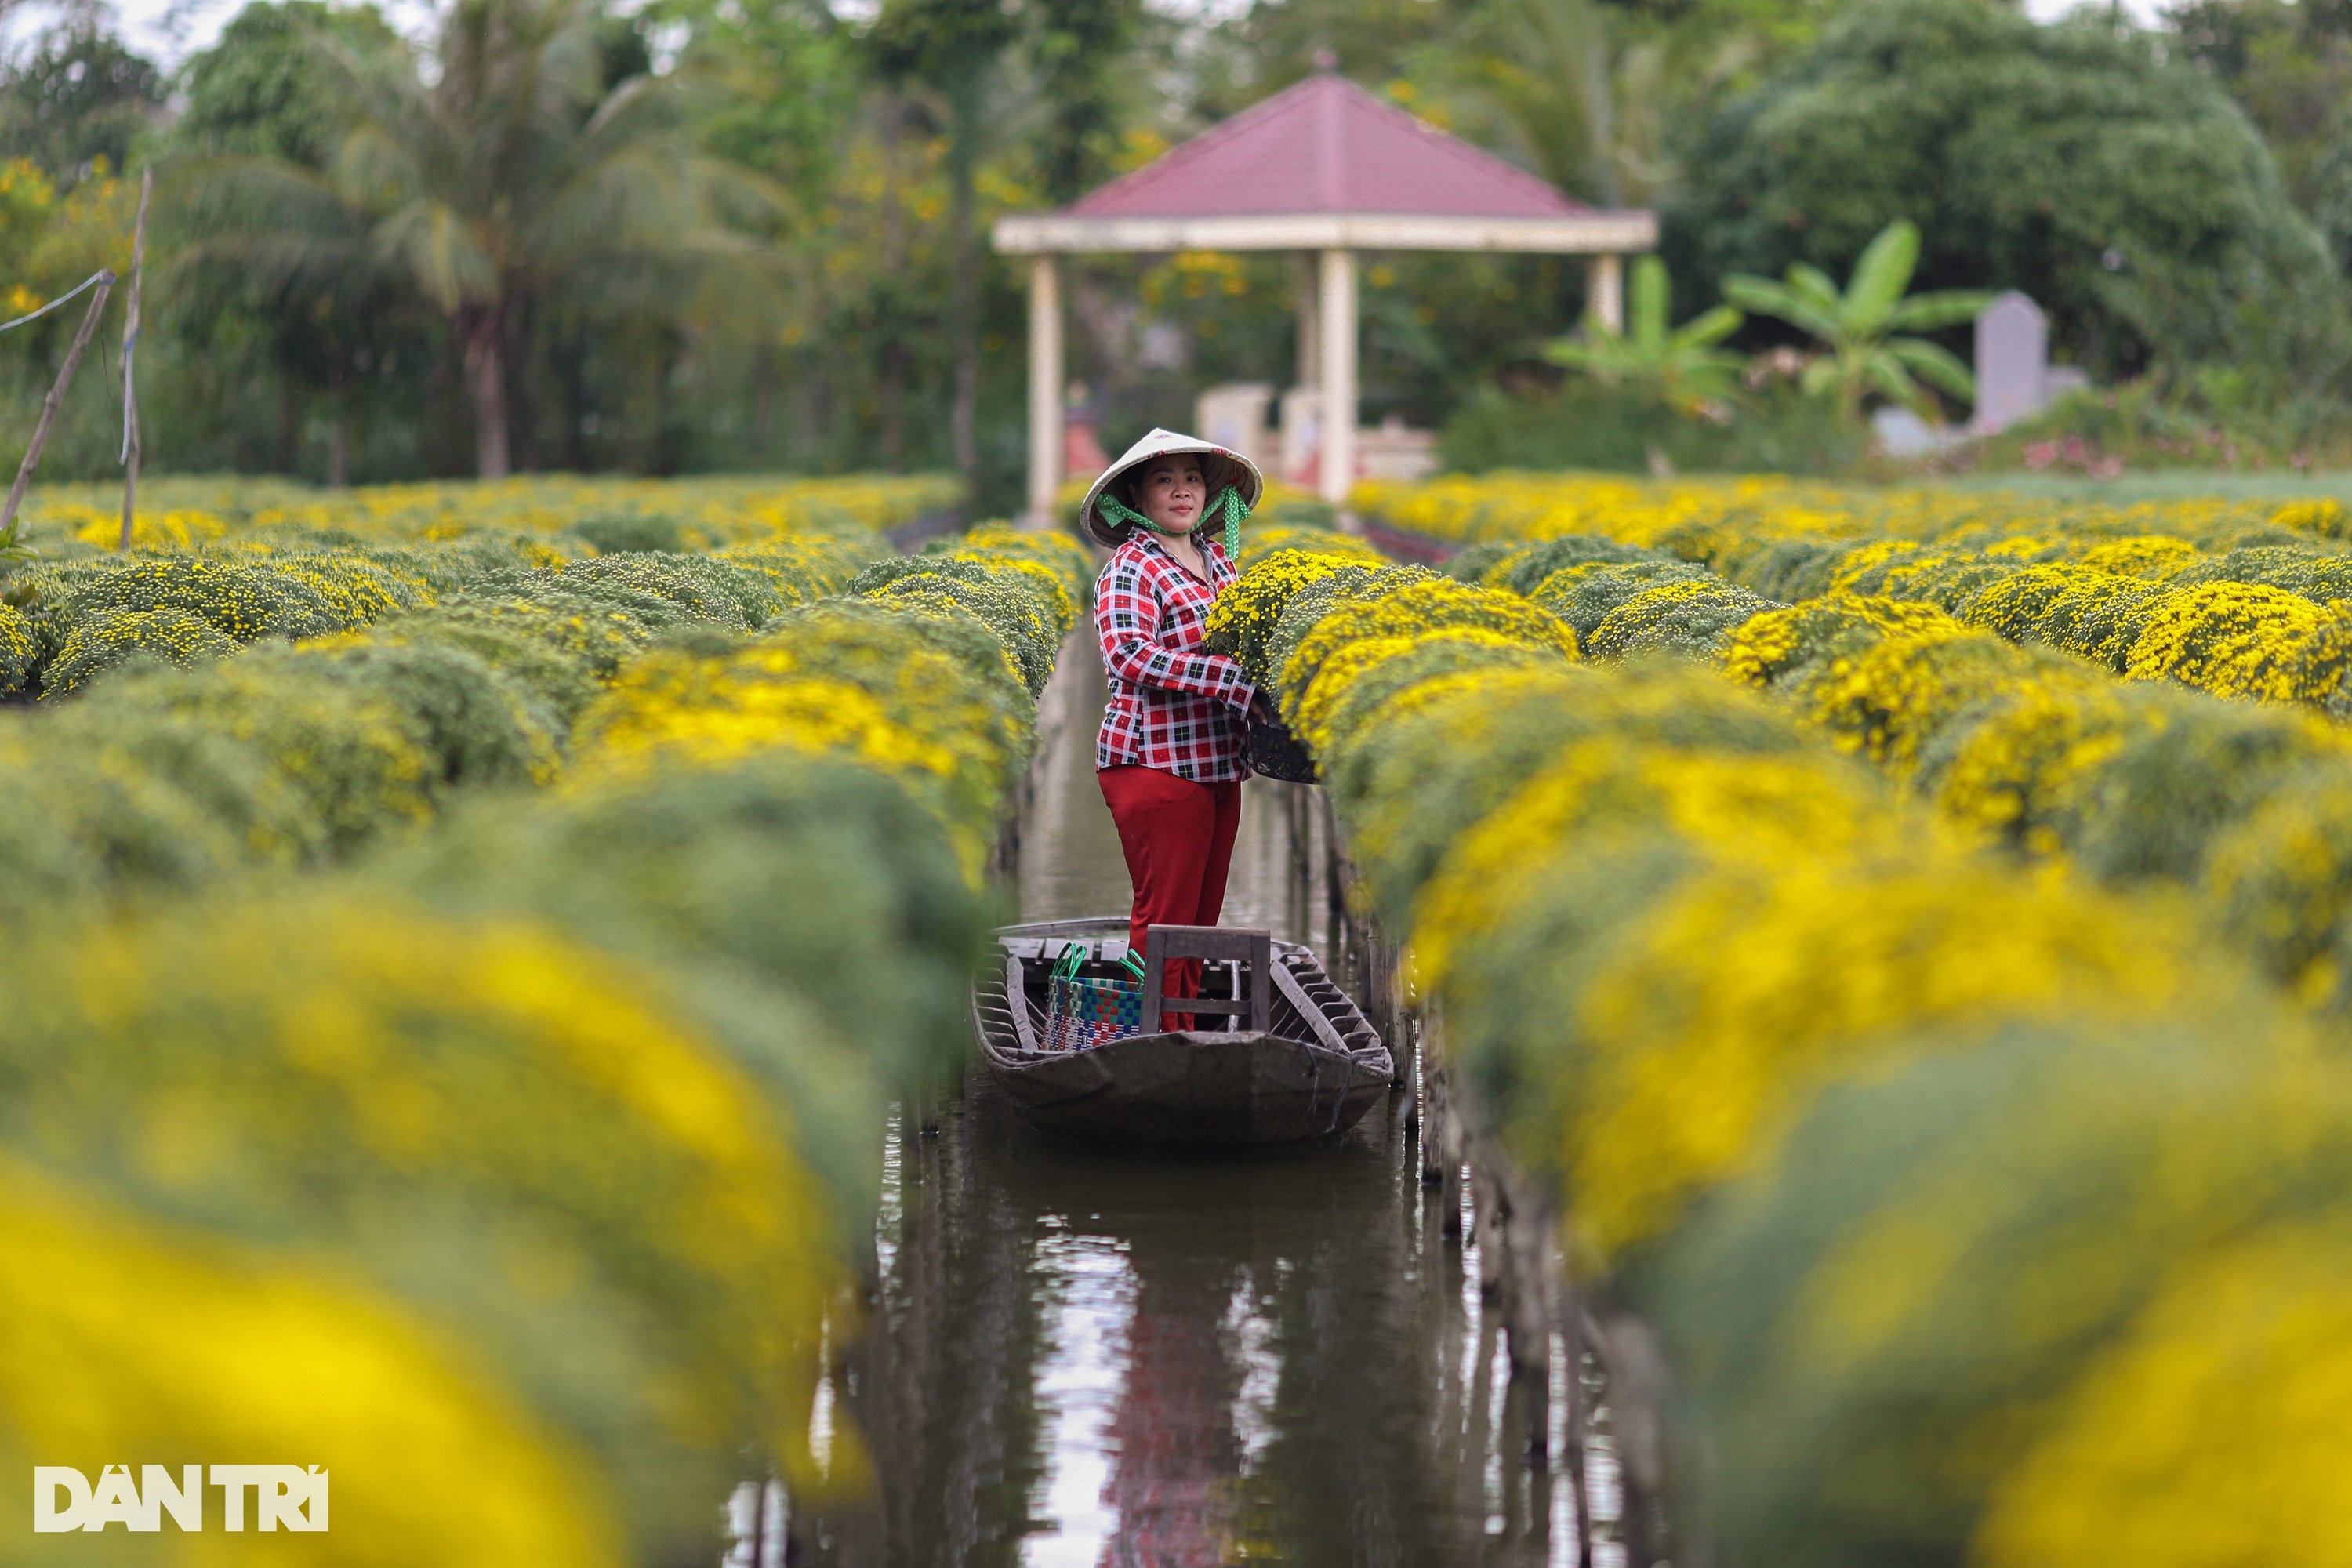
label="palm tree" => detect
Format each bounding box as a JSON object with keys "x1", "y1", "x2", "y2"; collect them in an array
[
  {"x1": 176, "y1": 0, "x2": 786, "y2": 477},
  {"x1": 1543, "y1": 256, "x2": 1742, "y2": 416},
  {"x1": 1442, "y1": 0, "x2": 1751, "y2": 209},
  {"x1": 867, "y1": 0, "x2": 1024, "y2": 488},
  {"x1": 1722, "y1": 220, "x2": 1990, "y2": 425}
]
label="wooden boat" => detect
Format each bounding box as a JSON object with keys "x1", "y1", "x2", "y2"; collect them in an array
[{"x1": 972, "y1": 916, "x2": 1393, "y2": 1145}]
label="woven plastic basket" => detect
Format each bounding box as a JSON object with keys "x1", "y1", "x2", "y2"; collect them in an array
[
  {"x1": 1042, "y1": 942, "x2": 1145, "y2": 1051},
  {"x1": 1243, "y1": 716, "x2": 1318, "y2": 783}
]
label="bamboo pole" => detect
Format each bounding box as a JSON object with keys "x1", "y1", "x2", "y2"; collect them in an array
[
  {"x1": 0, "y1": 270, "x2": 116, "y2": 541},
  {"x1": 118, "y1": 169, "x2": 153, "y2": 553}
]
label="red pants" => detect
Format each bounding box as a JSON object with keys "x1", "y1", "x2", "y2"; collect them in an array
[{"x1": 1098, "y1": 765, "x2": 1243, "y2": 1029}]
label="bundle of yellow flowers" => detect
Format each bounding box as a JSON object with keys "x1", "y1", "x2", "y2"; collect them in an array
[
  {"x1": 1273, "y1": 574, "x2": 1578, "y2": 753},
  {"x1": 568, "y1": 525, "x2": 1075, "y2": 879},
  {"x1": 1232, "y1": 521, "x2": 1385, "y2": 572},
  {"x1": 1203, "y1": 545, "x2": 1384, "y2": 685}
]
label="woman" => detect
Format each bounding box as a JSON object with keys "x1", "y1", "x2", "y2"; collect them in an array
[{"x1": 1080, "y1": 428, "x2": 1267, "y2": 1029}]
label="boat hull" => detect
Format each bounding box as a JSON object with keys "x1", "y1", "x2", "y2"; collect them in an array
[
  {"x1": 989, "y1": 1028, "x2": 1389, "y2": 1145},
  {"x1": 975, "y1": 917, "x2": 1392, "y2": 1147}
]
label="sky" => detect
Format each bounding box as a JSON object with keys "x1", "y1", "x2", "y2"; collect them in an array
[
  {"x1": 21, "y1": 0, "x2": 2174, "y2": 71},
  {"x1": 4, "y1": 0, "x2": 434, "y2": 62}
]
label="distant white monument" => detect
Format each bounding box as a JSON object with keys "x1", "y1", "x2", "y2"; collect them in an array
[
  {"x1": 1196, "y1": 383, "x2": 1276, "y2": 471},
  {"x1": 1876, "y1": 291, "x2": 2089, "y2": 456},
  {"x1": 1971, "y1": 291, "x2": 2087, "y2": 435}
]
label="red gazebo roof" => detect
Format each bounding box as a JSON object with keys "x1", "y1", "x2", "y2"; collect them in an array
[
  {"x1": 1064, "y1": 73, "x2": 1592, "y2": 221},
  {"x1": 992, "y1": 70, "x2": 1653, "y2": 256}
]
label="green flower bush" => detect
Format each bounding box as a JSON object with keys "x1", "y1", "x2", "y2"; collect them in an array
[
  {"x1": 370, "y1": 749, "x2": 991, "y2": 1207},
  {"x1": 42, "y1": 606, "x2": 238, "y2": 695},
  {"x1": 1485, "y1": 534, "x2": 1668, "y2": 596},
  {"x1": 42, "y1": 555, "x2": 346, "y2": 652},
  {"x1": 1202, "y1": 546, "x2": 1381, "y2": 686},
  {"x1": 0, "y1": 602, "x2": 38, "y2": 697},
  {"x1": 0, "y1": 890, "x2": 847, "y2": 1561},
  {"x1": 1247, "y1": 511, "x2": 2337, "y2": 1568},
  {"x1": 1647, "y1": 1022, "x2": 2352, "y2": 1568},
  {"x1": 1584, "y1": 579, "x2": 1783, "y2": 660},
  {"x1": 0, "y1": 509, "x2": 1080, "y2": 1555},
  {"x1": 851, "y1": 553, "x2": 1071, "y2": 697},
  {"x1": 1528, "y1": 557, "x2": 1722, "y2": 648},
  {"x1": 0, "y1": 513, "x2": 905, "y2": 909}
]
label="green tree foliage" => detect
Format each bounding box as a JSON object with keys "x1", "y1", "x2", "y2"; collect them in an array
[
  {"x1": 179, "y1": 0, "x2": 788, "y2": 478},
  {"x1": 2172, "y1": 0, "x2": 2352, "y2": 274},
  {"x1": 1723, "y1": 219, "x2": 1984, "y2": 421},
  {"x1": 165, "y1": 1, "x2": 424, "y2": 481},
  {"x1": 1421, "y1": 0, "x2": 1711, "y2": 209},
  {"x1": 1029, "y1": 0, "x2": 1146, "y2": 204},
  {"x1": 177, "y1": 1, "x2": 399, "y2": 165},
  {"x1": 16, "y1": 0, "x2": 2352, "y2": 490},
  {"x1": 1195, "y1": 0, "x2": 1465, "y2": 107},
  {"x1": 1544, "y1": 255, "x2": 1744, "y2": 414},
  {"x1": 1670, "y1": 0, "x2": 2347, "y2": 393},
  {"x1": 867, "y1": 0, "x2": 1020, "y2": 485},
  {"x1": 1390, "y1": 0, "x2": 1845, "y2": 213},
  {"x1": 659, "y1": 0, "x2": 858, "y2": 205},
  {"x1": 0, "y1": 20, "x2": 164, "y2": 185}
]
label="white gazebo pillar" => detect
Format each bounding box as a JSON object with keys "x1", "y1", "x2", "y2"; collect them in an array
[
  {"x1": 1294, "y1": 252, "x2": 1321, "y2": 391},
  {"x1": 1025, "y1": 255, "x2": 1063, "y2": 525},
  {"x1": 1587, "y1": 253, "x2": 1624, "y2": 335},
  {"x1": 1316, "y1": 248, "x2": 1356, "y2": 506}
]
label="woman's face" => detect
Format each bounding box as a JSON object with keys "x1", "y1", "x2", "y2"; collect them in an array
[{"x1": 1132, "y1": 456, "x2": 1207, "y2": 535}]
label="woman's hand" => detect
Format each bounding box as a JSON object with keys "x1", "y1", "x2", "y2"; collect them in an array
[{"x1": 1250, "y1": 694, "x2": 1279, "y2": 726}]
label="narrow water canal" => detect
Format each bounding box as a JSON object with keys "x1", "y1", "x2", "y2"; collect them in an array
[{"x1": 768, "y1": 651, "x2": 1615, "y2": 1567}]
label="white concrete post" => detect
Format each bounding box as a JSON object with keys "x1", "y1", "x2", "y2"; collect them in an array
[
  {"x1": 1025, "y1": 254, "x2": 1062, "y2": 526},
  {"x1": 1316, "y1": 247, "x2": 1356, "y2": 506},
  {"x1": 1587, "y1": 253, "x2": 1624, "y2": 336},
  {"x1": 1294, "y1": 252, "x2": 1321, "y2": 394}
]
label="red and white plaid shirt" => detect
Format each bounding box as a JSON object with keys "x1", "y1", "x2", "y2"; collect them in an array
[{"x1": 1094, "y1": 532, "x2": 1256, "y2": 782}]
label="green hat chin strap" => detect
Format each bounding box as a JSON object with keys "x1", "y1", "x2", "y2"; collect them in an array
[{"x1": 1099, "y1": 483, "x2": 1251, "y2": 561}]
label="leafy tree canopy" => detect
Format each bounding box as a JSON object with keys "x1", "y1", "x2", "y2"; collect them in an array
[
  {"x1": 1667, "y1": 0, "x2": 2343, "y2": 388},
  {"x1": 654, "y1": 0, "x2": 857, "y2": 201},
  {"x1": 2171, "y1": 0, "x2": 2352, "y2": 274},
  {"x1": 1723, "y1": 218, "x2": 1984, "y2": 420},
  {"x1": 0, "y1": 19, "x2": 165, "y2": 185},
  {"x1": 176, "y1": 2, "x2": 408, "y2": 166},
  {"x1": 1546, "y1": 253, "x2": 1744, "y2": 415}
]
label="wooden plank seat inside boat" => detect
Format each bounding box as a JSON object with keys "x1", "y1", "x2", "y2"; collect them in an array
[
  {"x1": 972, "y1": 916, "x2": 1392, "y2": 1145},
  {"x1": 1141, "y1": 924, "x2": 1270, "y2": 1033}
]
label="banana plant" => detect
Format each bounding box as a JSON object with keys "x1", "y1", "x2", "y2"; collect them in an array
[
  {"x1": 1722, "y1": 220, "x2": 1990, "y2": 424},
  {"x1": 1544, "y1": 255, "x2": 1744, "y2": 416}
]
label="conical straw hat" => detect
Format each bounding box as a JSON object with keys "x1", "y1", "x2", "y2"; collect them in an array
[{"x1": 1076, "y1": 427, "x2": 1265, "y2": 549}]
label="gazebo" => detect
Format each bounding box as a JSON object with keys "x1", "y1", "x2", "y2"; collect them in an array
[{"x1": 993, "y1": 71, "x2": 1657, "y2": 517}]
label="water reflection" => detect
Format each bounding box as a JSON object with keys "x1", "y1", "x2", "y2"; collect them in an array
[
  {"x1": 1025, "y1": 1229, "x2": 1133, "y2": 1565},
  {"x1": 776, "y1": 648, "x2": 1583, "y2": 1566}
]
